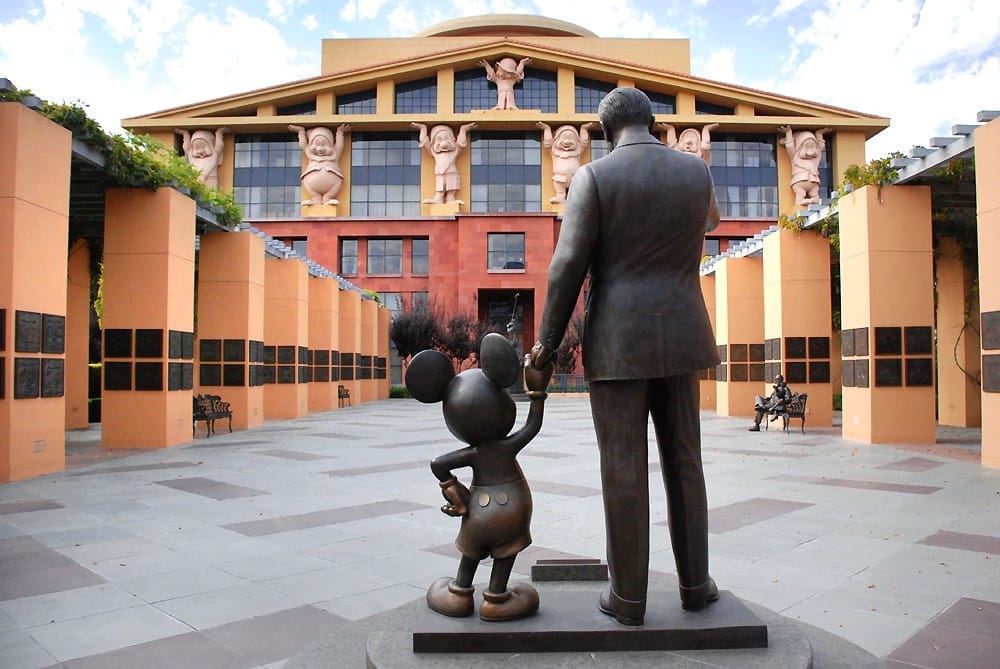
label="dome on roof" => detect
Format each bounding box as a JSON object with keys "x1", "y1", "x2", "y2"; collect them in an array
[{"x1": 415, "y1": 14, "x2": 597, "y2": 38}]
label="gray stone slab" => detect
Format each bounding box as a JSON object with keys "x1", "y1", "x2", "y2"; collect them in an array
[
  {"x1": 709, "y1": 498, "x2": 815, "y2": 534},
  {"x1": 152, "y1": 477, "x2": 267, "y2": 500},
  {"x1": 222, "y1": 500, "x2": 434, "y2": 537},
  {"x1": 0, "y1": 536, "x2": 106, "y2": 601},
  {"x1": 0, "y1": 499, "x2": 63, "y2": 514}
]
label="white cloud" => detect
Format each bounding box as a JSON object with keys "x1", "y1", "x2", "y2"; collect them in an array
[
  {"x1": 340, "y1": 0, "x2": 357, "y2": 22},
  {"x1": 340, "y1": 0, "x2": 391, "y2": 22},
  {"x1": 303, "y1": 14, "x2": 319, "y2": 30},
  {"x1": 700, "y1": 47, "x2": 737, "y2": 82}
]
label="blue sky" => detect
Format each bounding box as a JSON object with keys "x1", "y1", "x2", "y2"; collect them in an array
[{"x1": 1, "y1": 0, "x2": 997, "y2": 159}]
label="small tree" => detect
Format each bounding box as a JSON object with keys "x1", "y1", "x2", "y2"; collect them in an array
[
  {"x1": 390, "y1": 301, "x2": 442, "y2": 371},
  {"x1": 438, "y1": 312, "x2": 479, "y2": 371}
]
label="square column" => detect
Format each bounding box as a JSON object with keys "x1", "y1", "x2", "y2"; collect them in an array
[
  {"x1": 976, "y1": 118, "x2": 1000, "y2": 466},
  {"x1": 377, "y1": 306, "x2": 391, "y2": 399},
  {"x1": 0, "y1": 104, "x2": 71, "y2": 480},
  {"x1": 308, "y1": 276, "x2": 340, "y2": 413},
  {"x1": 699, "y1": 275, "x2": 717, "y2": 410},
  {"x1": 263, "y1": 257, "x2": 309, "y2": 420},
  {"x1": 762, "y1": 228, "x2": 834, "y2": 427},
  {"x1": 338, "y1": 289, "x2": 362, "y2": 404},
  {"x1": 102, "y1": 188, "x2": 196, "y2": 449},
  {"x1": 196, "y1": 231, "x2": 266, "y2": 430},
  {"x1": 839, "y1": 185, "x2": 935, "y2": 444},
  {"x1": 714, "y1": 256, "x2": 764, "y2": 418},
  {"x1": 359, "y1": 298, "x2": 378, "y2": 403},
  {"x1": 935, "y1": 237, "x2": 980, "y2": 427},
  {"x1": 65, "y1": 240, "x2": 91, "y2": 430}
]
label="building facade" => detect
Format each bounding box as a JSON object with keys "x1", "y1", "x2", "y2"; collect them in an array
[{"x1": 124, "y1": 14, "x2": 889, "y2": 382}]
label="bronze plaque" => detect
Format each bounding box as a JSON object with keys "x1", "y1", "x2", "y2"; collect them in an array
[
  {"x1": 278, "y1": 365, "x2": 296, "y2": 384},
  {"x1": 841, "y1": 329, "x2": 855, "y2": 357},
  {"x1": 0, "y1": 308, "x2": 6, "y2": 351},
  {"x1": 729, "y1": 363, "x2": 748, "y2": 382},
  {"x1": 299, "y1": 366, "x2": 312, "y2": 383},
  {"x1": 809, "y1": 361, "x2": 830, "y2": 383},
  {"x1": 169, "y1": 330, "x2": 183, "y2": 359},
  {"x1": 168, "y1": 362, "x2": 183, "y2": 391},
  {"x1": 875, "y1": 327, "x2": 901, "y2": 356},
  {"x1": 262, "y1": 366, "x2": 276, "y2": 384},
  {"x1": 135, "y1": 362, "x2": 163, "y2": 391},
  {"x1": 904, "y1": 327, "x2": 933, "y2": 355},
  {"x1": 808, "y1": 337, "x2": 830, "y2": 360},
  {"x1": 224, "y1": 339, "x2": 245, "y2": 362},
  {"x1": 223, "y1": 364, "x2": 245, "y2": 386},
  {"x1": 729, "y1": 344, "x2": 748, "y2": 362},
  {"x1": 983, "y1": 354, "x2": 1000, "y2": 393},
  {"x1": 14, "y1": 358, "x2": 40, "y2": 398},
  {"x1": 250, "y1": 340, "x2": 264, "y2": 362},
  {"x1": 42, "y1": 314, "x2": 65, "y2": 354},
  {"x1": 983, "y1": 311, "x2": 1000, "y2": 350},
  {"x1": 785, "y1": 361, "x2": 807, "y2": 385},
  {"x1": 263, "y1": 346, "x2": 276, "y2": 364},
  {"x1": 314, "y1": 350, "x2": 330, "y2": 366},
  {"x1": 749, "y1": 344, "x2": 765, "y2": 362},
  {"x1": 854, "y1": 328, "x2": 869, "y2": 356},
  {"x1": 104, "y1": 361, "x2": 132, "y2": 390},
  {"x1": 854, "y1": 359, "x2": 869, "y2": 388},
  {"x1": 181, "y1": 363, "x2": 193, "y2": 390},
  {"x1": 716, "y1": 344, "x2": 727, "y2": 362},
  {"x1": 41, "y1": 359, "x2": 64, "y2": 397},
  {"x1": 135, "y1": 329, "x2": 163, "y2": 358},
  {"x1": 314, "y1": 366, "x2": 330, "y2": 382},
  {"x1": 749, "y1": 363, "x2": 765, "y2": 382},
  {"x1": 298, "y1": 346, "x2": 310, "y2": 364},
  {"x1": 784, "y1": 337, "x2": 807, "y2": 360},
  {"x1": 278, "y1": 346, "x2": 295, "y2": 364},
  {"x1": 200, "y1": 339, "x2": 222, "y2": 362},
  {"x1": 181, "y1": 332, "x2": 195, "y2": 360},
  {"x1": 200, "y1": 364, "x2": 222, "y2": 386},
  {"x1": 905, "y1": 358, "x2": 934, "y2": 387},
  {"x1": 15, "y1": 311, "x2": 41, "y2": 353},
  {"x1": 842, "y1": 359, "x2": 855, "y2": 387},
  {"x1": 875, "y1": 358, "x2": 902, "y2": 387},
  {"x1": 340, "y1": 366, "x2": 354, "y2": 381},
  {"x1": 104, "y1": 329, "x2": 132, "y2": 358}
]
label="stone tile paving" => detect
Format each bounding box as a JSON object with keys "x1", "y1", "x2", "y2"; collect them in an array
[{"x1": 0, "y1": 398, "x2": 996, "y2": 667}]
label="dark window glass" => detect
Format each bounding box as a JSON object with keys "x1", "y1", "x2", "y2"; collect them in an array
[
  {"x1": 232, "y1": 134, "x2": 301, "y2": 218},
  {"x1": 367, "y1": 239, "x2": 403, "y2": 275},
  {"x1": 704, "y1": 238, "x2": 721, "y2": 257},
  {"x1": 470, "y1": 132, "x2": 541, "y2": 213},
  {"x1": 709, "y1": 134, "x2": 780, "y2": 218},
  {"x1": 696, "y1": 100, "x2": 735, "y2": 115},
  {"x1": 487, "y1": 233, "x2": 526, "y2": 270},
  {"x1": 642, "y1": 89, "x2": 676, "y2": 115},
  {"x1": 350, "y1": 132, "x2": 421, "y2": 216},
  {"x1": 336, "y1": 89, "x2": 377, "y2": 114},
  {"x1": 276, "y1": 100, "x2": 316, "y2": 115},
  {"x1": 518, "y1": 68, "x2": 557, "y2": 112},
  {"x1": 454, "y1": 68, "x2": 495, "y2": 112},
  {"x1": 395, "y1": 77, "x2": 437, "y2": 113},
  {"x1": 411, "y1": 238, "x2": 429, "y2": 275},
  {"x1": 590, "y1": 130, "x2": 609, "y2": 160},
  {"x1": 412, "y1": 291, "x2": 428, "y2": 308},
  {"x1": 575, "y1": 77, "x2": 615, "y2": 113},
  {"x1": 340, "y1": 239, "x2": 358, "y2": 276}
]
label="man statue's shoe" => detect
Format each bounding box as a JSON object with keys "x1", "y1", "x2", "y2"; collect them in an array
[
  {"x1": 748, "y1": 425, "x2": 760, "y2": 432},
  {"x1": 680, "y1": 577, "x2": 720, "y2": 611},
  {"x1": 426, "y1": 577, "x2": 474, "y2": 617},
  {"x1": 479, "y1": 583, "x2": 539, "y2": 622},
  {"x1": 598, "y1": 588, "x2": 645, "y2": 626}
]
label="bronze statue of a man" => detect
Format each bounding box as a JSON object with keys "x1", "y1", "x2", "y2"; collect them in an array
[{"x1": 527, "y1": 87, "x2": 721, "y2": 625}]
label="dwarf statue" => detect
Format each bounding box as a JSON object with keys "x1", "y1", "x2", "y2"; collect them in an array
[
  {"x1": 657, "y1": 123, "x2": 718, "y2": 164},
  {"x1": 478, "y1": 56, "x2": 532, "y2": 110},
  {"x1": 538, "y1": 122, "x2": 596, "y2": 203},
  {"x1": 412, "y1": 122, "x2": 477, "y2": 204},
  {"x1": 778, "y1": 126, "x2": 831, "y2": 206},
  {"x1": 289, "y1": 124, "x2": 351, "y2": 206},
  {"x1": 176, "y1": 127, "x2": 229, "y2": 188}
]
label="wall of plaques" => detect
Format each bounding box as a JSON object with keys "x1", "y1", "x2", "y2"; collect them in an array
[
  {"x1": 10, "y1": 310, "x2": 65, "y2": 400},
  {"x1": 841, "y1": 325, "x2": 933, "y2": 389},
  {"x1": 104, "y1": 328, "x2": 195, "y2": 392}
]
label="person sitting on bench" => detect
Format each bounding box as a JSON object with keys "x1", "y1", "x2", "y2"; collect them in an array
[{"x1": 748, "y1": 374, "x2": 792, "y2": 432}]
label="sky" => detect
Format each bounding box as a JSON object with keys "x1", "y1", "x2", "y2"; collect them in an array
[{"x1": 1, "y1": 0, "x2": 998, "y2": 159}]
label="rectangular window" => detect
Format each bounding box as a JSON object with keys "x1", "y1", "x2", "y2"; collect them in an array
[
  {"x1": 290, "y1": 238, "x2": 308, "y2": 257},
  {"x1": 575, "y1": 77, "x2": 615, "y2": 113},
  {"x1": 488, "y1": 233, "x2": 526, "y2": 271},
  {"x1": 411, "y1": 291, "x2": 429, "y2": 308},
  {"x1": 395, "y1": 77, "x2": 437, "y2": 113},
  {"x1": 709, "y1": 134, "x2": 780, "y2": 218},
  {"x1": 350, "y1": 133, "x2": 421, "y2": 216},
  {"x1": 518, "y1": 68, "x2": 557, "y2": 112},
  {"x1": 453, "y1": 68, "x2": 495, "y2": 112},
  {"x1": 589, "y1": 130, "x2": 609, "y2": 161},
  {"x1": 641, "y1": 89, "x2": 676, "y2": 115},
  {"x1": 696, "y1": 100, "x2": 735, "y2": 115},
  {"x1": 367, "y1": 239, "x2": 403, "y2": 275},
  {"x1": 411, "y1": 238, "x2": 429, "y2": 275},
  {"x1": 276, "y1": 100, "x2": 316, "y2": 116},
  {"x1": 336, "y1": 89, "x2": 377, "y2": 114},
  {"x1": 470, "y1": 132, "x2": 542, "y2": 213},
  {"x1": 704, "y1": 238, "x2": 721, "y2": 257},
  {"x1": 340, "y1": 239, "x2": 358, "y2": 276},
  {"x1": 232, "y1": 134, "x2": 301, "y2": 218},
  {"x1": 379, "y1": 292, "x2": 404, "y2": 318}
]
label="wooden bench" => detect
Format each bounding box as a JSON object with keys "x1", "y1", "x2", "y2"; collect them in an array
[
  {"x1": 338, "y1": 385, "x2": 351, "y2": 407},
  {"x1": 193, "y1": 394, "x2": 233, "y2": 437},
  {"x1": 765, "y1": 392, "x2": 808, "y2": 434}
]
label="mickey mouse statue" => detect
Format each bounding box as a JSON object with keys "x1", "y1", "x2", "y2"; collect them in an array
[{"x1": 405, "y1": 332, "x2": 554, "y2": 622}]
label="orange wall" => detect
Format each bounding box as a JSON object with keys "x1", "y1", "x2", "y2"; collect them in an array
[
  {"x1": 339, "y1": 288, "x2": 362, "y2": 402},
  {"x1": 975, "y1": 118, "x2": 1000, "y2": 467},
  {"x1": 308, "y1": 276, "x2": 340, "y2": 412},
  {"x1": 699, "y1": 274, "x2": 717, "y2": 410},
  {"x1": 263, "y1": 257, "x2": 309, "y2": 419},
  {"x1": 935, "y1": 237, "x2": 981, "y2": 427},
  {"x1": 65, "y1": 240, "x2": 91, "y2": 430},
  {"x1": 715, "y1": 256, "x2": 764, "y2": 417}
]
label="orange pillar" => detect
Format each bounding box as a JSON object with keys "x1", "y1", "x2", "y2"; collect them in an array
[
  {"x1": 308, "y1": 276, "x2": 340, "y2": 413},
  {"x1": 699, "y1": 274, "x2": 717, "y2": 410},
  {"x1": 935, "y1": 237, "x2": 981, "y2": 427},
  {"x1": 263, "y1": 257, "x2": 309, "y2": 420},
  {"x1": 65, "y1": 240, "x2": 91, "y2": 430},
  {"x1": 102, "y1": 188, "x2": 196, "y2": 449},
  {"x1": 714, "y1": 256, "x2": 764, "y2": 418},
  {"x1": 359, "y1": 298, "x2": 378, "y2": 403},
  {"x1": 839, "y1": 185, "x2": 935, "y2": 444},
  {"x1": 196, "y1": 231, "x2": 265, "y2": 430},
  {"x1": 377, "y1": 306, "x2": 391, "y2": 399},
  {"x1": 338, "y1": 289, "x2": 362, "y2": 404},
  {"x1": 0, "y1": 104, "x2": 71, "y2": 481},
  {"x1": 976, "y1": 118, "x2": 1000, "y2": 466},
  {"x1": 762, "y1": 228, "x2": 834, "y2": 427}
]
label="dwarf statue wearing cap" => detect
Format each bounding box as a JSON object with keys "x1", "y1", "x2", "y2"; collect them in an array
[
  {"x1": 657, "y1": 123, "x2": 719, "y2": 164},
  {"x1": 176, "y1": 127, "x2": 229, "y2": 189},
  {"x1": 778, "y1": 126, "x2": 831, "y2": 206},
  {"x1": 412, "y1": 122, "x2": 477, "y2": 204},
  {"x1": 538, "y1": 121, "x2": 597, "y2": 203},
  {"x1": 478, "y1": 56, "x2": 532, "y2": 110},
  {"x1": 289, "y1": 124, "x2": 351, "y2": 205}
]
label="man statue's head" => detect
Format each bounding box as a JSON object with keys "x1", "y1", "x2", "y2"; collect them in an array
[{"x1": 597, "y1": 87, "x2": 654, "y2": 150}]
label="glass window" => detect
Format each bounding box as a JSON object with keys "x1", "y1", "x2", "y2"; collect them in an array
[
  {"x1": 336, "y1": 89, "x2": 377, "y2": 114},
  {"x1": 641, "y1": 89, "x2": 676, "y2": 115},
  {"x1": 575, "y1": 77, "x2": 615, "y2": 113},
  {"x1": 340, "y1": 239, "x2": 358, "y2": 276},
  {"x1": 411, "y1": 291, "x2": 429, "y2": 308},
  {"x1": 704, "y1": 238, "x2": 721, "y2": 257},
  {"x1": 488, "y1": 233, "x2": 526, "y2": 270},
  {"x1": 411, "y1": 238, "x2": 429, "y2": 275},
  {"x1": 454, "y1": 68, "x2": 496, "y2": 112},
  {"x1": 232, "y1": 134, "x2": 301, "y2": 218},
  {"x1": 518, "y1": 68, "x2": 557, "y2": 112},
  {"x1": 290, "y1": 238, "x2": 308, "y2": 257},
  {"x1": 709, "y1": 134, "x2": 780, "y2": 218},
  {"x1": 589, "y1": 129, "x2": 609, "y2": 161},
  {"x1": 350, "y1": 132, "x2": 422, "y2": 216},
  {"x1": 395, "y1": 77, "x2": 437, "y2": 113},
  {"x1": 379, "y1": 292, "x2": 404, "y2": 318},
  {"x1": 277, "y1": 100, "x2": 316, "y2": 116},
  {"x1": 696, "y1": 100, "x2": 735, "y2": 115},
  {"x1": 470, "y1": 132, "x2": 542, "y2": 213},
  {"x1": 367, "y1": 239, "x2": 403, "y2": 275}
]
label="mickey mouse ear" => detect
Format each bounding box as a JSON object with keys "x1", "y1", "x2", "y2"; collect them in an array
[
  {"x1": 479, "y1": 332, "x2": 520, "y2": 388},
  {"x1": 405, "y1": 349, "x2": 455, "y2": 403}
]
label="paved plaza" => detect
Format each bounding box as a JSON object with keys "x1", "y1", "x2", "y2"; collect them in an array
[{"x1": 1, "y1": 397, "x2": 997, "y2": 668}]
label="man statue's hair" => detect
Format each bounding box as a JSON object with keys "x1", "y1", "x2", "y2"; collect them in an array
[{"x1": 597, "y1": 87, "x2": 654, "y2": 135}]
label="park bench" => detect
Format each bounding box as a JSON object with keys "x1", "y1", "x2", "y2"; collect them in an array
[
  {"x1": 338, "y1": 384, "x2": 351, "y2": 407},
  {"x1": 765, "y1": 392, "x2": 808, "y2": 434},
  {"x1": 192, "y1": 394, "x2": 233, "y2": 437}
]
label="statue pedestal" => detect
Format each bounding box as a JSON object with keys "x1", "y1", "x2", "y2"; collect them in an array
[
  {"x1": 301, "y1": 203, "x2": 339, "y2": 217},
  {"x1": 423, "y1": 201, "x2": 461, "y2": 216}
]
